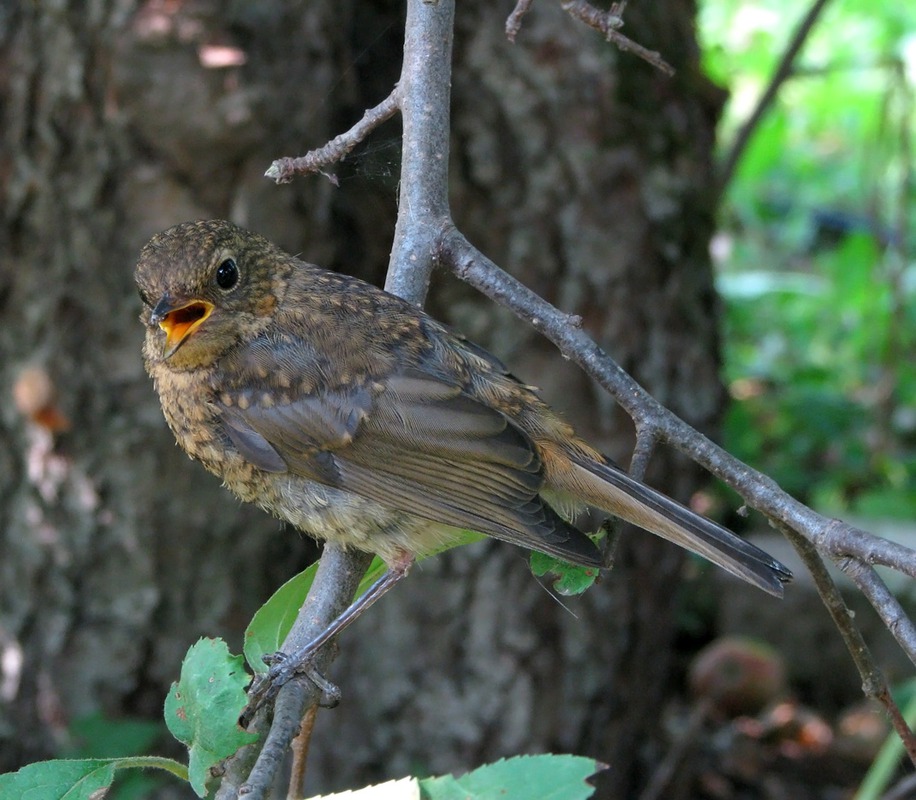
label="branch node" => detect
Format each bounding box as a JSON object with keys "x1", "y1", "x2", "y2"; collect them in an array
[
  {"x1": 559, "y1": 0, "x2": 674, "y2": 75},
  {"x1": 629, "y1": 427, "x2": 659, "y2": 481}
]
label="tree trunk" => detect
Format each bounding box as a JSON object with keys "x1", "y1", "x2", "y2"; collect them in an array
[{"x1": 0, "y1": 2, "x2": 723, "y2": 797}]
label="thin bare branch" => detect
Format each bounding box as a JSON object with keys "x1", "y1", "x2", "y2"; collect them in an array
[
  {"x1": 560, "y1": 0, "x2": 674, "y2": 76},
  {"x1": 629, "y1": 427, "x2": 658, "y2": 482},
  {"x1": 265, "y1": 90, "x2": 400, "y2": 184},
  {"x1": 288, "y1": 703, "x2": 319, "y2": 799},
  {"x1": 839, "y1": 558, "x2": 916, "y2": 672},
  {"x1": 213, "y1": 707, "x2": 272, "y2": 800},
  {"x1": 561, "y1": 0, "x2": 624, "y2": 34},
  {"x1": 877, "y1": 685, "x2": 916, "y2": 768},
  {"x1": 717, "y1": 0, "x2": 834, "y2": 195},
  {"x1": 436, "y1": 223, "x2": 916, "y2": 646},
  {"x1": 780, "y1": 527, "x2": 916, "y2": 765},
  {"x1": 242, "y1": 680, "x2": 311, "y2": 800},
  {"x1": 817, "y1": 519, "x2": 916, "y2": 579},
  {"x1": 781, "y1": 528, "x2": 883, "y2": 693},
  {"x1": 599, "y1": 425, "x2": 659, "y2": 571},
  {"x1": 385, "y1": 0, "x2": 454, "y2": 301},
  {"x1": 506, "y1": 0, "x2": 535, "y2": 42}
]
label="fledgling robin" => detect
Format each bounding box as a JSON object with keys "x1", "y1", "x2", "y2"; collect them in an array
[{"x1": 136, "y1": 220, "x2": 790, "y2": 611}]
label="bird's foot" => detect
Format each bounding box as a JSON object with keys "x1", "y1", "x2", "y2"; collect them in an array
[
  {"x1": 239, "y1": 560, "x2": 413, "y2": 727},
  {"x1": 240, "y1": 651, "x2": 341, "y2": 727},
  {"x1": 263, "y1": 649, "x2": 339, "y2": 704}
]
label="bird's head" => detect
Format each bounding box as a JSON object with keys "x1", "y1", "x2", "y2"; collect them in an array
[{"x1": 135, "y1": 220, "x2": 291, "y2": 370}]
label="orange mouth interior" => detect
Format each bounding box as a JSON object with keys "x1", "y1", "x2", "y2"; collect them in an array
[{"x1": 160, "y1": 300, "x2": 214, "y2": 354}]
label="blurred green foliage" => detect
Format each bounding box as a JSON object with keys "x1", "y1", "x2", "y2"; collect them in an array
[{"x1": 701, "y1": 0, "x2": 916, "y2": 516}]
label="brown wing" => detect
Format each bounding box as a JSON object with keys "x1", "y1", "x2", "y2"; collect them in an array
[{"x1": 216, "y1": 370, "x2": 600, "y2": 565}]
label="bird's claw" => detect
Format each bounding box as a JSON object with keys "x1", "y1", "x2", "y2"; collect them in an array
[
  {"x1": 239, "y1": 650, "x2": 341, "y2": 726},
  {"x1": 267, "y1": 652, "x2": 340, "y2": 708},
  {"x1": 239, "y1": 673, "x2": 278, "y2": 728},
  {"x1": 305, "y1": 665, "x2": 341, "y2": 708},
  {"x1": 265, "y1": 650, "x2": 297, "y2": 685}
]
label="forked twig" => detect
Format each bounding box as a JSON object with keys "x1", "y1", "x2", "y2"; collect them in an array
[
  {"x1": 839, "y1": 558, "x2": 916, "y2": 669},
  {"x1": 437, "y1": 222, "x2": 916, "y2": 672},
  {"x1": 781, "y1": 527, "x2": 916, "y2": 763},
  {"x1": 505, "y1": 0, "x2": 670, "y2": 74},
  {"x1": 560, "y1": 0, "x2": 674, "y2": 75},
  {"x1": 265, "y1": 90, "x2": 400, "y2": 185}
]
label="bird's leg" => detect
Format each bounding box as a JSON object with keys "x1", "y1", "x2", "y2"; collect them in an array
[
  {"x1": 244, "y1": 552, "x2": 414, "y2": 719},
  {"x1": 269, "y1": 552, "x2": 413, "y2": 683}
]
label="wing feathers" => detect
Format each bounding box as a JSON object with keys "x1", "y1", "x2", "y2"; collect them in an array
[
  {"x1": 215, "y1": 371, "x2": 601, "y2": 566},
  {"x1": 221, "y1": 410, "x2": 287, "y2": 473}
]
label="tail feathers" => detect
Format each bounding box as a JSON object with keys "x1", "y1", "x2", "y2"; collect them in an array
[{"x1": 561, "y1": 456, "x2": 792, "y2": 597}]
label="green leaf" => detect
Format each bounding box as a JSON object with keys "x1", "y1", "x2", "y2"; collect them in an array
[
  {"x1": 529, "y1": 551, "x2": 600, "y2": 596},
  {"x1": 0, "y1": 759, "x2": 116, "y2": 800},
  {"x1": 420, "y1": 754, "x2": 604, "y2": 800},
  {"x1": 59, "y1": 715, "x2": 168, "y2": 800},
  {"x1": 0, "y1": 757, "x2": 187, "y2": 800},
  {"x1": 164, "y1": 638, "x2": 257, "y2": 797},
  {"x1": 244, "y1": 560, "x2": 319, "y2": 673}
]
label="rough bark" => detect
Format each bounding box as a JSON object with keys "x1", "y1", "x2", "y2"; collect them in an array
[{"x1": 0, "y1": 1, "x2": 723, "y2": 797}]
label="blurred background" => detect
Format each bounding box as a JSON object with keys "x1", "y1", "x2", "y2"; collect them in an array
[{"x1": 0, "y1": 1, "x2": 913, "y2": 798}]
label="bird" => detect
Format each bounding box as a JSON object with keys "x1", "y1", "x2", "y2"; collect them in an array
[{"x1": 136, "y1": 219, "x2": 791, "y2": 621}]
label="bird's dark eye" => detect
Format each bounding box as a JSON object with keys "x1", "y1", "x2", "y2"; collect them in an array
[{"x1": 215, "y1": 258, "x2": 239, "y2": 290}]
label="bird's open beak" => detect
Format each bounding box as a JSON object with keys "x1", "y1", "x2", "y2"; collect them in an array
[{"x1": 150, "y1": 296, "x2": 215, "y2": 359}]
